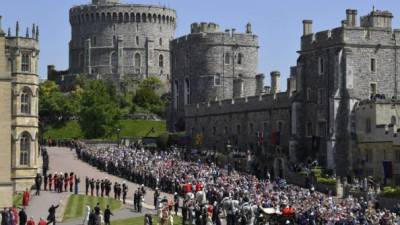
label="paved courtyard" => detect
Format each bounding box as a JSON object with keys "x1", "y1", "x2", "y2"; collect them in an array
[{"x1": 25, "y1": 147, "x2": 169, "y2": 224}]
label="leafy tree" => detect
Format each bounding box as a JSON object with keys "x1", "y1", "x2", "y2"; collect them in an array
[
  {"x1": 39, "y1": 81, "x2": 66, "y2": 123},
  {"x1": 139, "y1": 77, "x2": 163, "y2": 90},
  {"x1": 79, "y1": 80, "x2": 121, "y2": 139},
  {"x1": 133, "y1": 87, "x2": 161, "y2": 107}
]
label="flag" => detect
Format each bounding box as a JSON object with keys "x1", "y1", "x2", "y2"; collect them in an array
[
  {"x1": 383, "y1": 161, "x2": 393, "y2": 178},
  {"x1": 271, "y1": 132, "x2": 280, "y2": 145}
]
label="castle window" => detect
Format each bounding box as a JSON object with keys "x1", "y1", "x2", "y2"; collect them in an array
[
  {"x1": 173, "y1": 80, "x2": 179, "y2": 109},
  {"x1": 366, "y1": 118, "x2": 372, "y2": 133},
  {"x1": 134, "y1": 53, "x2": 141, "y2": 70},
  {"x1": 21, "y1": 89, "x2": 31, "y2": 114},
  {"x1": 159, "y1": 38, "x2": 162, "y2": 46},
  {"x1": 277, "y1": 121, "x2": 283, "y2": 133},
  {"x1": 92, "y1": 36, "x2": 97, "y2": 46},
  {"x1": 318, "y1": 57, "x2": 324, "y2": 74},
  {"x1": 395, "y1": 151, "x2": 400, "y2": 163},
  {"x1": 136, "y1": 36, "x2": 140, "y2": 46},
  {"x1": 113, "y1": 35, "x2": 117, "y2": 46},
  {"x1": 370, "y1": 58, "x2": 376, "y2": 72},
  {"x1": 249, "y1": 123, "x2": 254, "y2": 135},
  {"x1": 237, "y1": 53, "x2": 244, "y2": 65},
  {"x1": 184, "y1": 78, "x2": 191, "y2": 105},
  {"x1": 317, "y1": 88, "x2": 325, "y2": 105},
  {"x1": 159, "y1": 54, "x2": 164, "y2": 68},
  {"x1": 212, "y1": 127, "x2": 216, "y2": 135},
  {"x1": 110, "y1": 52, "x2": 117, "y2": 74},
  {"x1": 317, "y1": 121, "x2": 327, "y2": 137},
  {"x1": 306, "y1": 122, "x2": 313, "y2": 137},
  {"x1": 224, "y1": 53, "x2": 231, "y2": 65},
  {"x1": 236, "y1": 124, "x2": 241, "y2": 134},
  {"x1": 20, "y1": 132, "x2": 31, "y2": 166},
  {"x1": 214, "y1": 74, "x2": 222, "y2": 86},
  {"x1": 306, "y1": 88, "x2": 312, "y2": 101},
  {"x1": 136, "y1": 13, "x2": 141, "y2": 22},
  {"x1": 21, "y1": 53, "x2": 30, "y2": 72},
  {"x1": 224, "y1": 126, "x2": 228, "y2": 134},
  {"x1": 370, "y1": 83, "x2": 377, "y2": 98},
  {"x1": 142, "y1": 13, "x2": 147, "y2": 23}
]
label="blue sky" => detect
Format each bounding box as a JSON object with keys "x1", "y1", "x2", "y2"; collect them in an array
[{"x1": 1, "y1": 0, "x2": 399, "y2": 89}]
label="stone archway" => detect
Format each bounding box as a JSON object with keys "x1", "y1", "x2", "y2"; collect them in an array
[{"x1": 273, "y1": 157, "x2": 286, "y2": 179}]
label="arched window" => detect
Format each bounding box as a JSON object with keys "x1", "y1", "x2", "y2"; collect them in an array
[
  {"x1": 134, "y1": 53, "x2": 141, "y2": 73},
  {"x1": 237, "y1": 53, "x2": 244, "y2": 65},
  {"x1": 21, "y1": 89, "x2": 31, "y2": 114},
  {"x1": 118, "y1": 12, "x2": 123, "y2": 22},
  {"x1": 159, "y1": 54, "x2": 164, "y2": 68},
  {"x1": 101, "y1": 13, "x2": 106, "y2": 22},
  {"x1": 21, "y1": 53, "x2": 30, "y2": 72},
  {"x1": 136, "y1": 13, "x2": 141, "y2": 22},
  {"x1": 110, "y1": 52, "x2": 117, "y2": 74},
  {"x1": 107, "y1": 13, "x2": 111, "y2": 21},
  {"x1": 20, "y1": 132, "x2": 30, "y2": 166},
  {"x1": 224, "y1": 53, "x2": 231, "y2": 65},
  {"x1": 159, "y1": 38, "x2": 162, "y2": 46},
  {"x1": 112, "y1": 12, "x2": 117, "y2": 22},
  {"x1": 184, "y1": 78, "x2": 191, "y2": 105},
  {"x1": 124, "y1": 13, "x2": 129, "y2": 22},
  {"x1": 142, "y1": 13, "x2": 147, "y2": 22}
]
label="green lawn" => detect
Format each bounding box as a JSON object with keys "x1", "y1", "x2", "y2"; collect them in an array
[
  {"x1": 113, "y1": 215, "x2": 182, "y2": 225},
  {"x1": 13, "y1": 193, "x2": 22, "y2": 207},
  {"x1": 43, "y1": 119, "x2": 166, "y2": 140},
  {"x1": 63, "y1": 194, "x2": 122, "y2": 221}
]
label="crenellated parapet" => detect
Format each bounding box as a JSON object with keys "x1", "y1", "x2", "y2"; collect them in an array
[
  {"x1": 185, "y1": 92, "x2": 290, "y2": 118},
  {"x1": 69, "y1": 3, "x2": 176, "y2": 26}
]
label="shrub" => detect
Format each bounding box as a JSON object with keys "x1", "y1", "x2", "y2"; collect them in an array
[
  {"x1": 317, "y1": 177, "x2": 336, "y2": 185},
  {"x1": 382, "y1": 186, "x2": 400, "y2": 198}
]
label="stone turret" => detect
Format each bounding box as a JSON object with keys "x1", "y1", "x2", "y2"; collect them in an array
[{"x1": 361, "y1": 9, "x2": 393, "y2": 29}]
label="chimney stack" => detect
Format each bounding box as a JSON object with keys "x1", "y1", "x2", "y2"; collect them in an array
[
  {"x1": 302, "y1": 20, "x2": 313, "y2": 36},
  {"x1": 270, "y1": 71, "x2": 281, "y2": 94},
  {"x1": 255, "y1": 74, "x2": 265, "y2": 95},
  {"x1": 346, "y1": 9, "x2": 358, "y2": 27}
]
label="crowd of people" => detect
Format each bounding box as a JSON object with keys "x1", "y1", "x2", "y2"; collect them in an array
[
  {"x1": 0, "y1": 205, "x2": 59, "y2": 225},
  {"x1": 84, "y1": 177, "x2": 129, "y2": 204},
  {"x1": 76, "y1": 145, "x2": 400, "y2": 225}
]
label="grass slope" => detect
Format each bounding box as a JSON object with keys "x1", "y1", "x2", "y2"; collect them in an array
[
  {"x1": 63, "y1": 194, "x2": 122, "y2": 221},
  {"x1": 113, "y1": 216, "x2": 182, "y2": 225},
  {"x1": 43, "y1": 120, "x2": 166, "y2": 140}
]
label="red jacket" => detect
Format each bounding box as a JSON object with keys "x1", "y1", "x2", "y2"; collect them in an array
[
  {"x1": 27, "y1": 219, "x2": 35, "y2": 225},
  {"x1": 38, "y1": 219, "x2": 46, "y2": 225}
]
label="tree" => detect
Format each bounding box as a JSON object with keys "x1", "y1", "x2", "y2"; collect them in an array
[
  {"x1": 139, "y1": 77, "x2": 163, "y2": 90},
  {"x1": 39, "y1": 81, "x2": 65, "y2": 123},
  {"x1": 133, "y1": 87, "x2": 161, "y2": 107},
  {"x1": 79, "y1": 80, "x2": 121, "y2": 139}
]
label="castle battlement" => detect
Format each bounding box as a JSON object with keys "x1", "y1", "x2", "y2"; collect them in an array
[
  {"x1": 69, "y1": 2, "x2": 176, "y2": 26},
  {"x1": 186, "y1": 92, "x2": 290, "y2": 117},
  {"x1": 300, "y1": 9, "x2": 400, "y2": 51},
  {"x1": 4, "y1": 21, "x2": 39, "y2": 46},
  {"x1": 171, "y1": 30, "x2": 258, "y2": 47}
]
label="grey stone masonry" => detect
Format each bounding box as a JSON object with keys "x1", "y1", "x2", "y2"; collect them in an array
[
  {"x1": 292, "y1": 8, "x2": 400, "y2": 176},
  {"x1": 168, "y1": 22, "x2": 259, "y2": 131}
]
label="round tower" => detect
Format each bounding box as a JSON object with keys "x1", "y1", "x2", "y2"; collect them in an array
[{"x1": 69, "y1": 0, "x2": 176, "y2": 89}]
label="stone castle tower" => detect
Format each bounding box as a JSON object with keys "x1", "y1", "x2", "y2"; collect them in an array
[
  {"x1": 168, "y1": 22, "x2": 260, "y2": 131},
  {"x1": 0, "y1": 16, "x2": 40, "y2": 207},
  {"x1": 291, "y1": 9, "x2": 400, "y2": 175},
  {"x1": 50, "y1": 0, "x2": 176, "y2": 91}
]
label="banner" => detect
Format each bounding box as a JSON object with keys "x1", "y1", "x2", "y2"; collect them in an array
[{"x1": 383, "y1": 161, "x2": 393, "y2": 178}]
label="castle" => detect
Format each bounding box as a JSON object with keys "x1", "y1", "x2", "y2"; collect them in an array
[
  {"x1": 168, "y1": 8, "x2": 400, "y2": 179},
  {"x1": 48, "y1": 0, "x2": 176, "y2": 92},
  {"x1": 0, "y1": 17, "x2": 41, "y2": 207}
]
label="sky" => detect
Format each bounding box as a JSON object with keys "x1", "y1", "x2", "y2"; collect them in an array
[{"x1": 1, "y1": 0, "x2": 400, "y2": 89}]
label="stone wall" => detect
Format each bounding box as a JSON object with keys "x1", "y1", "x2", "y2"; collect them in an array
[{"x1": 168, "y1": 23, "x2": 259, "y2": 131}]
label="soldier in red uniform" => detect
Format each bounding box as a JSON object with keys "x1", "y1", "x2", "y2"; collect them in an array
[
  {"x1": 64, "y1": 173, "x2": 69, "y2": 192},
  {"x1": 69, "y1": 173, "x2": 74, "y2": 192}
]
